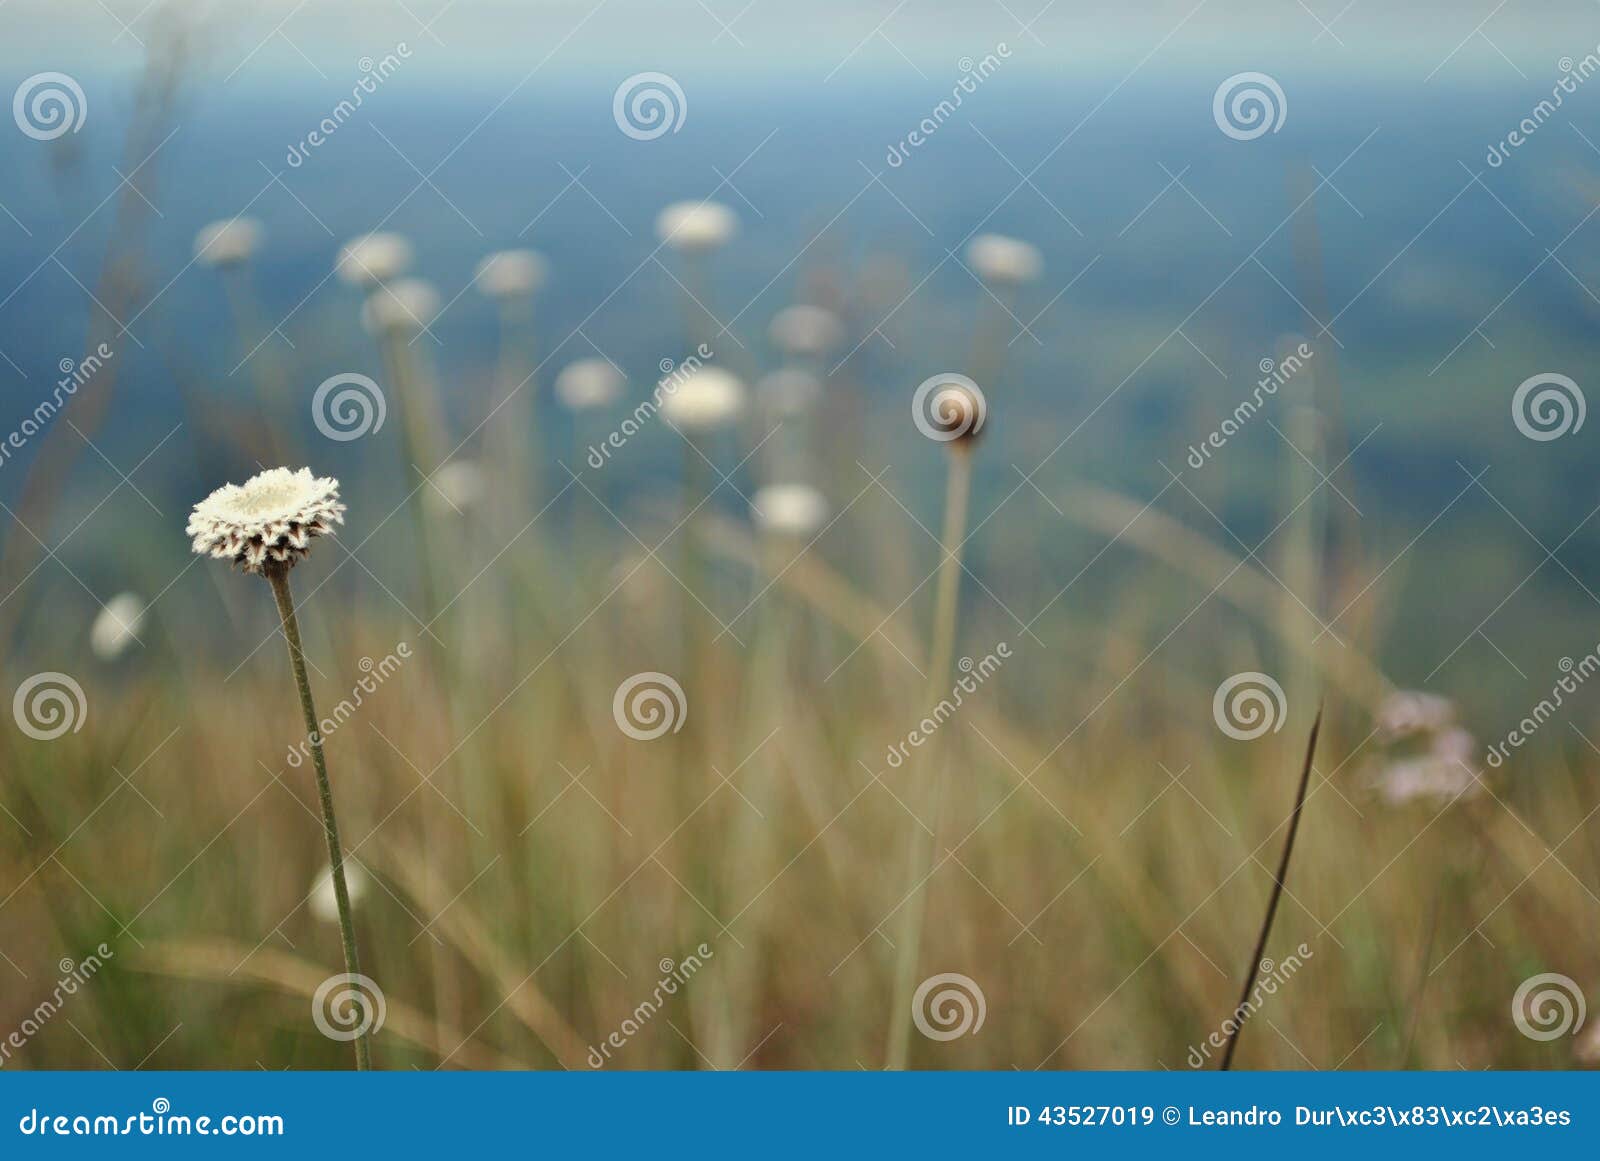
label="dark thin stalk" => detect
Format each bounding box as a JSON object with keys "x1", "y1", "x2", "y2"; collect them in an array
[{"x1": 1219, "y1": 702, "x2": 1322, "y2": 1071}]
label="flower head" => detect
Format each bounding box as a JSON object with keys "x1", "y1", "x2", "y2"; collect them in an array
[
  {"x1": 660, "y1": 366, "x2": 745, "y2": 430},
  {"x1": 655, "y1": 200, "x2": 737, "y2": 253},
  {"x1": 361, "y1": 278, "x2": 440, "y2": 335},
  {"x1": 1375, "y1": 689, "x2": 1456, "y2": 742},
  {"x1": 187, "y1": 467, "x2": 344, "y2": 574},
  {"x1": 555, "y1": 358, "x2": 625, "y2": 411},
  {"x1": 474, "y1": 249, "x2": 547, "y2": 299},
  {"x1": 769, "y1": 305, "x2": 843, "y2": 358},
  {"x1": 426, "y1": 459, "x2": 487, "y2": 514},
  {"x1": 336, "y1": 232, "x2": 413, "y2": 287},
  {"x1": 194, "y1": 217, "x2": 262, "y2": 267},
  {"x1": 966, "y1": 233, "x2": 1042, "y2": 286},
  {"x1": 310, "y1": 861, "x2": 369, "y2": 924},
  {"x1": 90, "y1": 592, "x2": 145, "y2": 660},
  {"x1": 752, "y1": 484, "x2": 828, "y2": 537}
]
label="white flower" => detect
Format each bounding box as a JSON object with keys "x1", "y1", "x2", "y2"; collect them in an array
[
  {"x1": 361, "y1": 278, "x2": 440, "y2": 335},
  {"x1": 336, "y1": 232, "x2": 414, "y2": 287},
  {"x1": 752, "y1": 484, "x2": 828, "y2": 537},
  {"x1": 757, "y1": 368, "x2": 823, "y2": 417},
  {"x1": 187, "y1": 467, "x2": 344, "y2": 574},
  {"x1": 1375, "y1": 690, "x2": 1456, "y2": 742},
  {"x1": 426, "y1": 459, "x2": 487, "y2": 513},
  {"x1": 90, "y1": 592, "x2": 145, "y2": 660},
  {"x1": 474, "y1": 249, "x2": 547, "y2": 299},
  {"x1": 193, "y1": 217, "x2": 262, "y2": 267},
  {"x1": 660, "y1": 366, "x2": 745, "y2": 430},
  {"x1": 555, "y1": 358, "x2": 625, "y2": 411},
  {"x1": 966, "y1": 233, "x2": 1042, "y2": 286},
  {"x1": 655, "y1": 200, "x2": 737, "y2": 252},
  {"x1": 769, "y1": 305, "x2": 843, "y2": 357},
  {"x1": 309, "y1": 862, "x2": 369, "y2": 924}
]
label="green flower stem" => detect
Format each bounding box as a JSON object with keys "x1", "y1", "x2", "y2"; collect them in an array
[{"x1": 265, "y1": 562, "x2": 371, "y2": 1070}]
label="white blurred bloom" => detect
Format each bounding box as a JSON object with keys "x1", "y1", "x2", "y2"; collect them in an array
[
  {"x1": 757, "y1": 368, "x2": 823, "y2": 417},
  {"x1": 427, "y1": 459, "x2": 487, "y2": 513},
  {"x1": 555, "y1": 358, "x2": 625, "y2": 411},
  {"x1": 361, "y1": 278, "x2": 440, "y2": 335},
  {"x1": 1376, "y1": 690, "x2": 1456, "y2": 742},
  {"x1": 660, "y1": 366, "x2": 745, "y2": 430},
  {"x1": 752, "y1": 484, "x2": 828, "y2": 537},
  {"x1": 966, "y1": 233, "x2": 1042, "y2": 285},
  {"x1": 309, "y1": 862, "x2": 369, "y2": 924},
  {"x1": 90, "y1": 593, "x2": 145, "y2": 660},
  {"x1": 193, "y1": 217, "x2": 262, "y2": 267},
  {"x1": 336, "y1": 232, "x2": 414, "y2": 287},
  {"x1": 474, "y1": 249, "x2": 547, "y2": 299},
  {"x1": 769, "y1": 305, "x2": 843, "y2": 357},
  {"x1": 655, "y1": 200, "x2": 738, "y2": 252}
]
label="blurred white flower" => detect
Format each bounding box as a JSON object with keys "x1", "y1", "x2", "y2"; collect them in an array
[
  {"x1": 555, "y1": 358, "x2": 625, "y2": 411},
  {"x1": 660, "y1": 366, "x2": 745, "y2": 430},
  {"x1": 309, "y1": 861, "x2": 369, "y2": 924},
  {"x1": 752, "y1": 484, "x2": 828, "y2": 537},
  {"x1": 90, "y1": 593, "x2": 145, "y2": 660},
  {"x1": 361, "y1": 278, "x2": 440, "y2": 335},
  {"x1": 655, "y1": 200, "x2": 737, "y2": 252},
  {"x1": 757, "y1": 368, "x2": 823, "y2": 417},
  {"x1": 966, "y1": 233, "x2": 1042, "y2": 286},
  {"x1": 474, "y1": 249, "x2": 547, "y2": 299},
  {"x1": 769, "y1": 304, "x2": 843, "y2": 358},
  {"x1": 427, "y1": 459, "x2": 487, "y2": 513},
  {"x1": 193, "y1": 217, "x2": 262, "y2": 267},
  {"x1": 1376, "y1": 690, "x2": 1456, "y2": 742},
  {"x1": 336, "y1": 232, "x2": 414, "y2": 287}
]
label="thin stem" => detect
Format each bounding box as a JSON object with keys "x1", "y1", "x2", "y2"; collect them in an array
[
  {"x1": 1218, "y1": 702, "x2": 1322, "y2": 1071},
  {"x1": 265, "y1": 563, "x2": 371, "y2": 1070}
]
